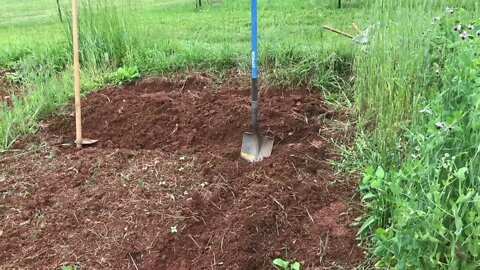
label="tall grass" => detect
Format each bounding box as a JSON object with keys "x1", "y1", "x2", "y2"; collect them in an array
[
  {"x1": 354, "y1": 0, "x2": 480, "y2": 268},
  {"x1": 353, "y1": 0, "x2": 440, "y2": 163},
  {"x1": 0, "y1": 0, "x2": 133, "y2": 150},
  {"x1": 72, "y1": 0, "x2": 135, "y2": 69}
]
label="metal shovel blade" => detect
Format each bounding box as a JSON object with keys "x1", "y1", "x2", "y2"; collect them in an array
[
  {"x1": 75, "y1": 138, "x2": 99, "y2": 146},
  {"x1": 241, "y1": 132, "x2": 274, "y2": 162}
]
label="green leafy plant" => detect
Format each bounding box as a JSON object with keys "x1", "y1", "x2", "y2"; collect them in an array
[
  {"x1": 272, "y1": 258, "x2": 300, "y2": 270},
  {"x1": 136, "y1": 178, "x2": 145, "y2": 187},
  {"x1": 111, "y1": 66, "x2": 140, "y2": 85},
  {"x1": 60, "y1": 264, "x2": 80, "y2": 270}
]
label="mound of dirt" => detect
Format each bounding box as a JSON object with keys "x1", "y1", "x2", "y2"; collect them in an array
[
  {"x1": 0, "y1": 73, "x2": 363, "y2": 269},
  {"x1": 48, "y1": 74, "x2": 331, "y2": 154}
]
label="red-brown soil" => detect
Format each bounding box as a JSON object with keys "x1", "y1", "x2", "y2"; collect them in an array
[{"x1": 0, "y1": 73, "x2": 363, "y2": 269}]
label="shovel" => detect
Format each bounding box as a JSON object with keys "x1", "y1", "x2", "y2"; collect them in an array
[{"x1": 240, "y1": 0, "x2": 274, "y2": 162}]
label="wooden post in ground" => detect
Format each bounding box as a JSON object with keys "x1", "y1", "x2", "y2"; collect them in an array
[
  {"x1": 196, "y1": 0, "x2": 202, "y2": 9},
  {"x1": 338, "y1": 0, "x2": 341, "y2": 8},
  {"x1": 71, "y1": 0, "x2": 82, "y2": 148}
]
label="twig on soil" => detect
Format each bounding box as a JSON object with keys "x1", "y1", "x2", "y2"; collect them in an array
[
  {"x1": 317, "y1": 232, "x2": 330, "y2": 265},
  {"x1": 188, "y1": 234, "x2": 201, "y2": 249},
  {"x1": 220, "y1": 224, "x2": 231, "y2": 253},
  {"x1": 211, "y1": 201, "x2": 222, "y2": 211},
  {"x1": 184, "y1": 208, "x2": 200, "y2": 222},
  {"x1": 291, "y1": 162, "x2": 299, "y2": 175},
  {"x1": 106, "y1": 149, "x2": 119, "y2": 158},
  {"x1": 73, "y1": 212, "x2": 79, "y2": 224},
  {"x1": 180, "y1": 79, "x2": 187, "y2": 91},
  {"x1": 129, "y1": 253, "x2": 139, "y2": 270},
  {"x1": 169, "y1": 123, "x2": 179, "y2": 137},
  {"x1": 211, "y1": 252, "x2": 216, "y2": 270},
  {"x1": 305, "y1": 206, "x2": 315, "y2": 224},
  {"x1": 205, "y1": 235, "x2": 213, "y2": 250},
  {"x1": 66, "y1": 167, "x2": 79, "y2": 174},
  {"x1": 216, "y1": 171, "x2": 226, "y2": 182},
  {"x1": 270, "y1": 195, "x2": 285, "y2": 211},
  {"x1": 99, "y1": 93, "x2": 111, "y2": 102}
]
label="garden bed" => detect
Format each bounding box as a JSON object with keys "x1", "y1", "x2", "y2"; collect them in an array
[{"x1": 0, "y1": 74, "x2": 363, "y2": 269}]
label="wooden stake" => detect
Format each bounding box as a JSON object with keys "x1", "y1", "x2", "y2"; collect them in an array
[{"x1": 71, "y1": 0, "x2": 82, "y2": 148}]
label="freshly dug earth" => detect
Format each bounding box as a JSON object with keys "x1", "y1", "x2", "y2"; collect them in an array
[{"x1": 0, "y1": 73, "x2": 363, "y2": 269}]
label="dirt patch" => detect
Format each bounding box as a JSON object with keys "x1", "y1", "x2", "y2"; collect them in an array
[
  {"x1": 0, "y1": 73, "x2": 363, "y2": 269},
  {"x1": 0, "y1": 70, "x2": 21, "y2": 106}
]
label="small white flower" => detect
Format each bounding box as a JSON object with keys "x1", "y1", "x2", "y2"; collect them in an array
[{"x1": 170, "y1": 226, "x2": 178, "y2": 233}]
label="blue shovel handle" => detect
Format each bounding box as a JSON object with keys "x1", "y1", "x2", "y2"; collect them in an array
[
  {"x1": 251, "y1": 0, "x2": 259, "y2": 134},
  {"x1": 251, "y1": 0, "x2": 258, "y2": 81}
]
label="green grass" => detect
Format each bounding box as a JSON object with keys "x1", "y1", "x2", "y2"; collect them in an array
[
  {"x1": 351, "y1": 0, "x2": 480, "y2": 268},
  {"x1": 0, "y1": 0, "x2": 364, "y2": 150}
]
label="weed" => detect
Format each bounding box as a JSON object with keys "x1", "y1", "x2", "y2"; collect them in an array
[
  {"x1": 45, "y1": 151, "x2": 56, "y2": 160},
  {"x1": 104, "y1": 67, "x2": 140, "y2": 85},
  {"x1": 136, "y1": 178, "x2": 145, "y2": 187},
  {"x1": 60, "y1": 265, "x2": 80, "y2": 270},
  {"x1": 272, "y1": 248, "x2": 301, "y2": 270},
  {"x1": 272, "y1": 258, "x2": 301, "y2": 270}
]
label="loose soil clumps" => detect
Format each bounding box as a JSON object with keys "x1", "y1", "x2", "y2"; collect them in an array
[{"x1": 0, "y1": 73, "x2": 363, "y2": 269}]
